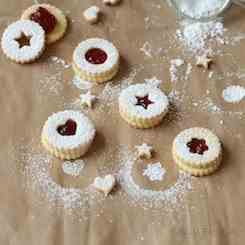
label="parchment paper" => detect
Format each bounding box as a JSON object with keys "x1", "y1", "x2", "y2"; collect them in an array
[{"x1": 1, "y1": 0, "x2": 245, "y2": 244}]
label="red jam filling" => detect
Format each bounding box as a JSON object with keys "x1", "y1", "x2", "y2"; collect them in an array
[
  {"x1": 187, "y1": 138, "x2": 209, "y2": 155},
  {"x1": 85, "y1": 48, "x2": 108, "y2": 65},
  {"x1": 57, "y1": 119, "x2": 77, "y2": 136},
  {"x1": 135, "y1": 95, "x2": 154, "y2": 110},
  {"x1": 15, "y1": 33, "x2": 31, "y2": 48},
  {"x1": 30, "y1": 7, "x2": 57, "y2": 33}
]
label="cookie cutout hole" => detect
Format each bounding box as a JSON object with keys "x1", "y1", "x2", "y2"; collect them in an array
[
  {"x1": 57, "y1": 119, "x2": 77, "y2": 136},
  {"x1": 15, "y1": 32, "x2": 32, "y2": 48},
  {"x1": 30, "y1": 7, "x2": 57, "y2": 33},
  {"x1": 187, "y1": 138, "x2": 209, "y2": 155},
  {"x1": 85, "y1": 48, "x2": 107, "y2": 65},
  {"x1": 135, "y1": 94, "x2": 154, "y2": 110}
]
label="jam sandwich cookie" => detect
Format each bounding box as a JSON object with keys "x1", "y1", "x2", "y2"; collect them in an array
[
  {"x1": 41, "y1": 110, "x2": 96, "y2": 160},
  {"x1": 21, "y1": 4, "x2": 67, "y2": 44},
  {"x1": 72, "y1": 38, "x2": 120, "y2": 83},
  {"x1": 172, "y1": 127, "x2": 222, "y2": 177},
  {"x1": 93, "y1": 174, "x2": 116, "y2": 196},
  {"x1": 119, "y1": 84, "x2": 169, "y2": 129},
  {"x1": 1, "y1": 20, "x2": 45, "y2": 64}
]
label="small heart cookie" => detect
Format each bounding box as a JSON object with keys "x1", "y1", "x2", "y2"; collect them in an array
[
  {"x1": 103, "y1": 0, "x2": 121, "y2": 5},
  {"x1": 83, "y1": 6, "x2": 100, "y2": 24},
  {"x1": 93, "y1": 174, "x2": 116, "y2": 196}
]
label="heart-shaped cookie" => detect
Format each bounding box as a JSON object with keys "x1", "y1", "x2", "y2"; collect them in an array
[
  {"x1": 93, "y1": 174, "x2": 116, "y2": 196},
  {"x1": 57, "y1": 119, "x2": 77, "y2": 136}
]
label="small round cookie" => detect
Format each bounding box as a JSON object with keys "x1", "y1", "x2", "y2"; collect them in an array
[
  {"x1": 1, "y1": 20, "x2": 45, "y2": 64},
  {"x1": 119, "y1": 84, "x2": 169, "y2": 129},
  {"x1": 41, "y1": 110, "x2": 96, "y2": 160},
  {"x1": 72, "y1": 38, "x2": 120, "y2": 83},
  {"x1": 21, "y1": 4, "x2": 67, "y2": 44},
  {"x1": 172, "y1": 127, "x2": 222, "y2": 177}
]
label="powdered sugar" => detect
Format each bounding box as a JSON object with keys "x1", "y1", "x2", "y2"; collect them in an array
[
  {"x1": 143, "y1": 162, "x2": 166, "y2": 181},
  {"x1": 62, "y1": 160, "x2": 85, "y2": 177},
  {"x1": 222, "y1": 85, "x2": 245, "y2": 103},
  {"x1": 176, "y1": 20, "x2": 226, "y2": 55},
  {"x1": 170, "y1": 58, "x2": 185, "y2": 82}
]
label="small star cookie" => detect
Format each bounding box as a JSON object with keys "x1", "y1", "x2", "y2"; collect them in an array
[
  {"x1": 196, "y1": 54, "x2": 213, "y2": 70},
  {"x1": 80, "y1": 91, "x2": 96, "y2": 108},
  {"x1": 83, "y1": 6, "x2": 100, "y2": 24},
  {"x1": 103, "y1": 0, "x2": 121, "y2": 5},
  {"x1": 135, "y1": 143, "x2": 153, "y2": 159}
]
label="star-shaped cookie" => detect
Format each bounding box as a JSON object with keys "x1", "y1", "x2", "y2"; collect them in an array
[
  {"x1": 196, "y1": 54, "x2": 213, "y2": 70},
  {"x1": 135, "y1": 143, "x2": 153, "y2": 159},
  {"x1": 80, "y1": 91, "x2": 96, "y2": 108}
]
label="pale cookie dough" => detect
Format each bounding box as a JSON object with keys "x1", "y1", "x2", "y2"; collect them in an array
[
  {"x1": 1, "y1": 20, "x2": 45, "y2": 64},
  {"x1": 93, "y1": 174, "x2": 116, "y2": 196},
  {"x1": 41, "y1": 110, "x2": 96, "y2": 160},
  {"x1": 83, "y1": 6, "x2": 100, "y2": 24},
  {"x1": 135, "y1": 143, "x2": 153, "y2": 159},
  {"x1": 21, "y1": 4, "x2": 67, "y2": 44},
  {"x1": 172, "y1": 127, "x2": 222, "y2": 177},
  {"x1": 103, "y1": 0, "x2": 121, "y2": 5},
  {"x1": 72, "y1": 38, "x2": 120, "y2": 83},
  {"x1": 196, "y1": 54, "x2": 213, "y2": 69},
  {"x1": 119, "y1": 84, "x2": 169, "y2": 129},
  {"x1": 80, "y1": 91, "x2": 96, "y2": 108}
]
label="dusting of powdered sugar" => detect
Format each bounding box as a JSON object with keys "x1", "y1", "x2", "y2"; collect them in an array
[
  {"x1": 176, "y1": 0, "x2": 229, "y2": 20},
  {"x1": 62, "y1": 160, "x2": 85, "y2": 177},
  {"x1": 144, "y1": 76, "x2": 162, "y2": 87},
  {"x1": 117, "y1": 146, "x2": 192, "y2": 209},
  {"x1": 176, "y1": 20, "x2": 226, "y2": 55},
  {"x1": 72, "y1": 76, "x2": 93, "y2": 90},
  {"x1": 170, "y1": 58, "x2": 185, "y2": 82},
  {"x1": 222, "y1": 85, "x2": 245, "y2": 103},
  {"x1": 143, "y1": 162, "x2": 166, "y2": 182}
]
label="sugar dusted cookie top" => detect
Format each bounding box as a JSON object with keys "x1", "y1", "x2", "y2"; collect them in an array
[
  {"x1": 1, "y1": 20, "x2": 45, "y2": 63},
  {"x1": 83, "y1": 6, "x2": 100, "y2": 24},
  {"x1": 73, "y1": 38, "x2": 119, "y2": 75},
  {"x1": 173, "y1": 127, "x2": 222, "y2": 167},
  {"x1": 42, "y1": 110, "x2": 96, "y2": 150},
  {"x1": 119, "y1": 84, "x2": 169, "y2": 119}
]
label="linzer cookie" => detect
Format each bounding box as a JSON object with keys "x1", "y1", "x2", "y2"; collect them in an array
[
  {"x1": 41, "y1": 110, "x2": 96, "y2": 160},
  {"x1": 172, "y1": 127, "x2": 222, "y2": 177},
  {"x1": 21, "y1": 4, "x2": 67, "y2": 44},
  {"x1": 72, "y1": 38, "x2": 120, "y2": 83},
  {"x1": 119, "y1": 84, "x2": 169, "y2": 128},
  {"x1": 1, "y1": 20, "x2": 45, "y2": 64}
]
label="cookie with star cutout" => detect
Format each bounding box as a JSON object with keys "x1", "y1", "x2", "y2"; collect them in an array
[
  {"x1": 172, "y1": 127, "x2": 222, "y2": 177},
  {"x1": 41, "y1": 110, "x2": 96, "y2": 160},
  {"x1": 72, "y1": 38, "x2": 120, "y2": 83},
  {"x1": 119, "y1": 84, "x2": 169, "y2": 129},
  {"x1": 1, "y1": 20, "x2": 45, "y2": 64}
]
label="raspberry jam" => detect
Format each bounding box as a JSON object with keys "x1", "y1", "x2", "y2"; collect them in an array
[
  {"x1": 135, "y1": 95, "x2": 154, "y2": 110},
  {"x1": 57, "y1": 119, "x2": 77, "y2": 136},
  {"x1": 187, "y1": 138, "x2": 209, "y2": 155},
  {"x1": 85, "y1": 48, "x2": 107, "y2": 64},
  {"x1": 15, "y1": 33, "x2": 31, "y2": 48},
  {"x1": 30, "y1": 7, "x2": 57, "y2": 33}
]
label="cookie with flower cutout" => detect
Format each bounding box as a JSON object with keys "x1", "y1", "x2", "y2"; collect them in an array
[
  {"x1": 172, "y1": 127, "x2": 222, "y2": 177},
  {"x1": 119, "y1": 84, "x2": 169, "y2": 129},
  {"x1": 21, "y1": 4, "x2": 67, "y2": 44},
  {"x1": 1, "y1": 20, "x2": 45, "y2": 64},
  {"x1": 41, "y1": 110, "x2": 96, "y2": 160},
  {"x1": 73, "y1": 38, "x2": 120, "y2": 83}
]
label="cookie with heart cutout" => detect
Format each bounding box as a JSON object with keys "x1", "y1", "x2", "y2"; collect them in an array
[
  {"x1": 72, "y1": 38, "x2": 120, "y2": 83},
  {"x1": 41, "y1": 110, "x2": 96, "y2": 160},
  {"x1": 172, "y1": 127, "x2": 222, "y2": 177},
  {"x1": 119, "y1": 83, "x2": 169, "y2": 129},
  {"x1": 21, "y1": 4, "x2": 67, "y2": 44},
  {"x1": 93, "y1": 174, "x2": 116, "y2": 196},
  {"x1": 1, "y1": 20, "x2": 45, "y2": 64}
]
